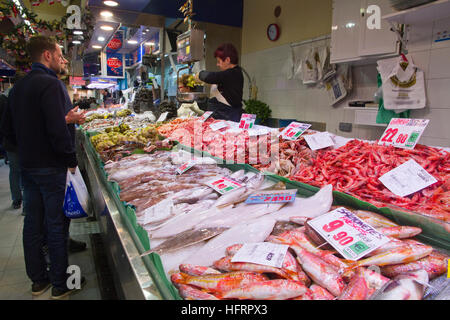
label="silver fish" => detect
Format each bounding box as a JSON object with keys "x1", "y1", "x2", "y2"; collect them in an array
[
  {"x1": 424, "y1": 274, "x2": 450, "y2": 300},
  {"x1": 214, "y1": 187, "x2": 249, "y2": 208},
  {"x1": 141, "y1": 227, "x2": 229, "y2": 257},
  {"x1": 369, "y1": 269, "x2": 429, "y2": 300}
]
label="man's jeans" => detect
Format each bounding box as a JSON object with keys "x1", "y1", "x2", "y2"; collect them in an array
[
  {"x1": 22, "y1": 167, "x2": 70, "y2": 290},
  {"x1": 6, "y1": 151, "x2": 22, "y2": 203}
]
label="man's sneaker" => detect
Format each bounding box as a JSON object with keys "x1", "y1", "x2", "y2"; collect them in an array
[
  {"x1": 12, "y1": 200, "x2": 22, "y2": 210},
  {"x1": 32, "y1": 281, "x2": 51, "y2": 296},
  {"x1": 68, "y1": 238, "x2": 87, "y2": 253},
  {"x1": 51, "y1": 276, "x2": 86, "y2": 300}
]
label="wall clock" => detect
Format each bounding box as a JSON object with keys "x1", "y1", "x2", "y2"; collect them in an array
[{"x1": 267, "y1": 23, "x2": 280, "y2": 41}]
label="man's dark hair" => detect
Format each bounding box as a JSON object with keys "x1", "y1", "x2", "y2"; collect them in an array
[
  {"x1": 214, "y1": 43, "x2": 239, "y2": 65},
  {"x1": 27, "y1": 36, "x2": 58, "y2": 62}
]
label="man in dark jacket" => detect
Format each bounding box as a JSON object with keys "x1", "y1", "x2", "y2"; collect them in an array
[{"x1": 1, "y1": 36, "x2": 85, "y2": 299}]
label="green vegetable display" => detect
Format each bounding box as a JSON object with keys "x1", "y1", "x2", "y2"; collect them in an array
[{"x1": 243, "y1": 99, "x2": 272, "y2": 124}]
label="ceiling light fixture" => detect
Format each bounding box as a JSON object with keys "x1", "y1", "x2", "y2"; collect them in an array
[
  {"x1": 73, "y1": 30, "x2": 83, "y2": 35},
  {"x1": 128, "y1": 40, "x2": 138, "y2": 44},
  {"x1": 100, "y1": 11, "x2": 113, "y2": 18},
  {"x1": 98, "y1": 36, "x2": 105, "y2": 42},
  {"x1": 72, "y1": 40, "x2": 81, "y2": 45},
  {"x1": 103, "y1": 1, "x2": 118, "y2": 6},
  {"x1": 144, "y1": 42, "x2": 155, "y2": 46},
  {"x1": 92, "y1": 45, "x2": 102, "y2": 49},
  {"x1": 100, "y1": 25, "x2": 114, "y2": 31}
]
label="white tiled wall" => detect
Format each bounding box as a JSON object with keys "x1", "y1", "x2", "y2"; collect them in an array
[{"x1": 241, "y1": 17, "x2": 450, "y2": 147}]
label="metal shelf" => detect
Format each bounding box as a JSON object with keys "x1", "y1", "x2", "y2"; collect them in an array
[{"x1": 383, "y1": 0, "x2": 450, "y2": 25}]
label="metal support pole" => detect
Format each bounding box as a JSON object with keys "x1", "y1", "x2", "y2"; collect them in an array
[{"x1": 160, "y1": 22, "x2": 166, "y2": 101}]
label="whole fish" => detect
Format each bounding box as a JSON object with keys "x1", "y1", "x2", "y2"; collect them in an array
[
  {"x1": 290, "y1": 289, "x2": 314, "y2": 300},
  {"x1": 369, "y1": 269, "x2": 429, "y2": 300},
  {"x1": 268, "y1": 185, "x2": 333, "y2": 221},
  {"x1": 270, "y1": 230, "x2": 348, "y2": 274},
  {"x1": 353, "y1": 210, "x2": 398, "y2": 228},
  {"x1": 178, "y1": 284, "x2": 219, "y2": 300},
  {"x1": 344, "y1": 243, "x2": 433, "y2": 269},
  {"x1": 178, "y1": 264, "x2": 222, "y2": 276},
  {"x1": 338, "y1": 268, "x2": 370, "y2": 300},
  {"x1": 224, "y1": 243, "x2": 310, "y2": 285},
  {"x1": 424, "y1": 274, "x2": 450, "y2": 300},
  {"x1": 213, "y1": 256, "x2": 291, "y2": 279},
  {"x1": 183, "y1": 217, "x2": 277, "y2": 267},
  {"x1": 271, "y1": 221, "x2": 303, "y2": 236},
  {"x1": 309, "y1": 284, "x2": 335, "y2": 300},
  {"x1": 289, "y1": 216, "x2": 311, "y2": 225},
  {"x1": 295, "y1": 246, "x2": 345, "y2": 297},
  {"x1": 170, "y1": 272, "x2": 185, "y2": 288},
  {"x1": 358, "y1": 267, "x2": 390, "y2": 295},
  {"x1": 366, "y1": 237, "x2": 407, "y2": 257},
  {"x1": 375, "y1": 226, "x2": 422, "y2": 239},
  {"x1": 214, "y1": 187, "x2": 249, "y2": 208},
  {"x1": 219, "y1": 279, "x2": 308, "y2": 300},
  {"x1": 246, "y1": 173, "x2": 265, "y2": 190},
  {"x1": 181, "y1": 271, "x2": 268, "y2": 293},
  {"x1": 141, "y1": 227, "x2": 229, "y2": 257},
  {"x1": 381, "y1": 250, "x2": 449, "y2": 280}
]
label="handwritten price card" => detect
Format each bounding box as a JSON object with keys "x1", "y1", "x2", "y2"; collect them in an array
[
  {"x1": 379, "y1": 118, "x2": 429, "y2": 149},
  {"x1": 198, "y1": 111, "x2": 213, "y2": 122},
  {"x1": 231, "y1": 242, "x2": 289, "y2": 268},
  {"x1": 308, "y1": 207, "x2": 390, "y2": 260},
  {"x1": 279, "y1": 122, "x2": 311, "y2": 141},
  {"x1": 245, "y1": 189, "x2": 298, "y2": 204},
  {"x1": 378, "y1": 159, "x2": 437, "y2": 197}
]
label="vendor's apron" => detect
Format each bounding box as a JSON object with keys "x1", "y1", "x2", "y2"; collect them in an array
[{"x1": 207, "y1": 85, "x2": 242, "y2": 122}]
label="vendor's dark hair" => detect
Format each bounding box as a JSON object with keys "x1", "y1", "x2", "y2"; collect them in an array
[
  {"x1": 27, "y1": 36, "x2": 58, "y2": 62},
  {"x1": 214, "y1": 43, "x2": 239, "y2": 64}
]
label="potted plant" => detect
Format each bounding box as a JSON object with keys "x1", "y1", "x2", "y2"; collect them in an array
[{"x1": 243, "y1": 99, "x2": 272, "y2": 125}]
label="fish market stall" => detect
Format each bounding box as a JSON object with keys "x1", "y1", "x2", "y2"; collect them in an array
[{"x1": 75, "y1": 114, "x2": 449, "y2": 300}]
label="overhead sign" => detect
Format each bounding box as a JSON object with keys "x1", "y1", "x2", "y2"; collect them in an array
[{"x1": 102, "y1": 30, "x2": 125, "y2": 79}]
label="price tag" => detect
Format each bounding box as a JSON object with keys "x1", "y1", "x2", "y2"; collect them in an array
[
  {"x1": 239, "y1": 114, "x2": 257, "y2": 130},
  {"x1": 245, "y1": 189, "x2": 297, "y2": 204},
  {"x1": 157, "y1": 112, "x2": 169, "y2": 122},
  {"x1": 248, "y1": 128, "x2": 269, "y2": 137},
  {"x1": 279, "y1": 122, "x2": 311, "y2": 141},
  {"x1": 308, "y1": 207, "x2": 390, "y2": 261},
  {"x1": 304, "y1": 132, "x2": 335, "y2": 150},
  {"x1": 378, "y1": 159, "x2": 437, "y2": 197},
  {"x1": 175, "y1": 161, "x2": 196, "y2": 175},
  {"x1": 231, "y1": 242, "x2": 289, "y2": 268},
  {"x1": 379, "y1": 118, "x2": 429, "y2": 149},
  {"x1": 209, "y1": 121, "x2": 228, "y2": 132},
  {"x1": 206, "y1": 176, "x2": 244, "y2": 194},
  {"x1": 198, "y1": 111, "x2": 213, "y2": 122}
]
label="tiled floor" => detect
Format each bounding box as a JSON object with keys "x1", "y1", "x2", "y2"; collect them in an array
[{"x1": 0, "y1": 159, "x2": 102, "y2": 300}]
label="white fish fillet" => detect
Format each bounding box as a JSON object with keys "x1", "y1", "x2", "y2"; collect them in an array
[
  {"x1": 182, "y1": 217, "x2": 277, "y2": 267},
  {"x1": 267, "y1": 185, "x2": 333, "y2": 221}
]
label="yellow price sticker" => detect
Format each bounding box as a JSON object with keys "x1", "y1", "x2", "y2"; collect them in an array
[
  {"x1": 447, "y1": 259, "x2": 450, "y2": 278},
  {"x1": 186, "y1": 45, "x2": 190, "y2": 55}
]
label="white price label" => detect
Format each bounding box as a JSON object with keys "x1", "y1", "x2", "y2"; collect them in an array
[
  {"x1": 209, "y1": 121, "x2": 228, "y2": 132},
  {"x1": 279, "y1": 122, "x2": 311, "y2": 141},
  {"x1": 239, "y1": 114, "x2": 257, "y2": 130},
  {"x1": 206, "y1": 176, "x2": 244, "y2": 194},
  {"x1": 175, "y1": 161, "x2": 196, "y2": 175},
  {"x1": 379, "y1": 118, "x2": 429, "y2": 149},
  {"x1": 157, "y1": 112, "x2": 169, "y2": 122},
  {"x1": 304, "y1": 132, "x2": 335, "y2": 150},
  {"x1": 378, "y1": 159, "x2": 438, "y2": 197},
  {"x1": 308, "y1": 207, "x2": 390, "y2": 261},
  {"x1": 231, "y1": 242, "x2": 289, "y2": 268},
  {"x1": 198, "y1": 111, "x2": 213, "y2": 122}
]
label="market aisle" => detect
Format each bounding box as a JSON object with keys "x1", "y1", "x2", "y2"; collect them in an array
[{"x1": 0, "y1": 159, "x2": 102, "y2": 300}]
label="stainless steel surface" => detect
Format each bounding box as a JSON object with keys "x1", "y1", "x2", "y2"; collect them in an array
[{"x1": 76, "y1": 132, "x2": 163, "y2": 300}]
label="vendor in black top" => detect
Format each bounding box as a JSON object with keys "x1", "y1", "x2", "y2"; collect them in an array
[{"x1": 197, "y1": 43, "x2": 243, "y2": 122}]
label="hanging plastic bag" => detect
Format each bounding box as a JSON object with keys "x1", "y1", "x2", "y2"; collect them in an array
[
  {"x1": 379, "y1": 55, "x2": 426, "y2": 113},
  {"x1": 63, "y1": 167, "x2": 89, "y2": 219}
]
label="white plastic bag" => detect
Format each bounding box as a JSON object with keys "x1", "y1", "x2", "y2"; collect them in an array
[
  {"x1": 378, "y1": 55, "x2": 426, "y2": 112},
  {"x1": 63, "y1": 167, "x2": 89, "y2": 219}
]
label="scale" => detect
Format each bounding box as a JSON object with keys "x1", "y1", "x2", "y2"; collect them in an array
[{"x1": 176, "y1": 29, "x2": 208, "y2": 103}]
